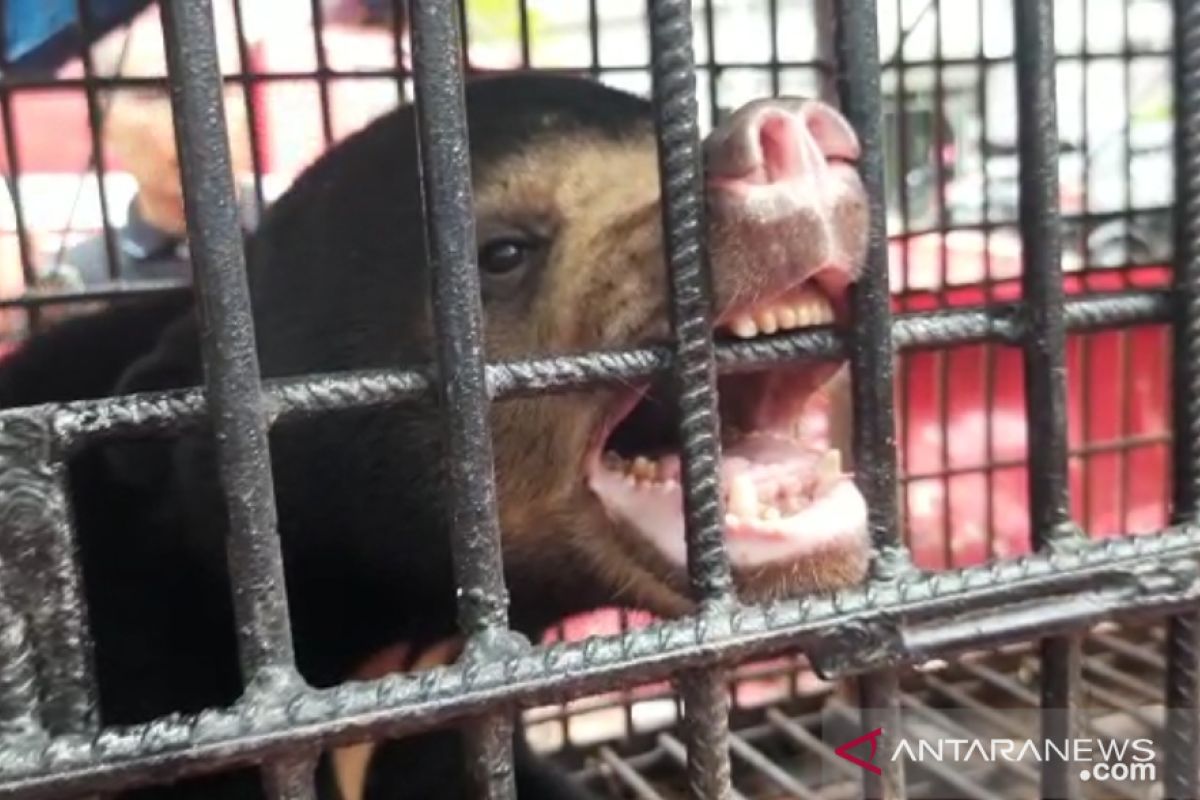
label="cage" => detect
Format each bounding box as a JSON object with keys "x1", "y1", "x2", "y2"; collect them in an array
[{"x1": 0, "y1": 0, "x2": 1193, "y2": 798}]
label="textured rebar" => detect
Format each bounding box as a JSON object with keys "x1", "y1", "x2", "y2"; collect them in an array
[
  {"x1": 38, "y1": 291, "x2": 1170, "y2": 453},
  {"x1": 160, "y1": 0, "x2": 299, "y2": 687},
  {"x1": 648, "y1": 1, "x2": 734, "y2": 796},
  {"x1": 410, "y1": 0, "x2": 520, "y2": 796},
  {"x1": 833, "y1": 0, "x2": 904, "y2": 571},
  {"x1": 0, "y1": 525, "x2": 1196, "y2": 799},
  {"x1": 648, "y1": 0, "x2": 732, "y2": 605},
  {"x1": 1166, "y1": 1, "x2": 1200, "y2": 796},
  {"x1": 834, "y1": 3, "x2": 906, "y2": 796},
  {"x1": 678, "y1": 669, "x2": 732, "y2": 800},
  {"x1": 1012, "y1": 3, "x2": 1084, "y2": 797}
]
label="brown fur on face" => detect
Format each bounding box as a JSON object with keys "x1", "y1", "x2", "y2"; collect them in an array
[{"x1": 470, "y1": 127, "x2": 869, "y2": 619}]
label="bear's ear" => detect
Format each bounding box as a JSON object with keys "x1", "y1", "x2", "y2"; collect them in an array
[{"x1": 103, "y1": 315, "x2": 203, "y2": 492}]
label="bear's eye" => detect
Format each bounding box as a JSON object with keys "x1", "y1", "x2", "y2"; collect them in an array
[{"x1": 479, "y1": 238, "x2": 535, "y2": 275}]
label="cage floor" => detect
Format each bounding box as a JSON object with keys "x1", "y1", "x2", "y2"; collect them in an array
[{"x1": 530, "y1": 621, "x2": 1168, "y2": 800}]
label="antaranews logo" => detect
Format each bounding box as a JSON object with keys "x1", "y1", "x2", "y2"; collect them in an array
[
  {"x1": 835, "y1": 727, "x2": 883, "y2": 776},
  {"x1": 822, "y1": 708, "x2": 1162, "y2": 799}
]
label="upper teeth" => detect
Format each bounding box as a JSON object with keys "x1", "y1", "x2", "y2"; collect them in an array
[{"x1": 727, "y1": 288, "x2": 833, "y2": 340}]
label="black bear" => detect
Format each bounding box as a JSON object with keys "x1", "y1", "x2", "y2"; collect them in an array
[{"x1": 0, "y1": 74, "x2": 870, "y2": 798}]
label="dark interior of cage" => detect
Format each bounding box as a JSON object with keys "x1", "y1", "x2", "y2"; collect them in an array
[{"x1": 0, "y1": 1, "x2": 1189, "y2": 799}]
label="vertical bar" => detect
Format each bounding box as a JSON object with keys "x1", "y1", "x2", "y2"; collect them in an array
[
  {"x1": 231, "y1": 0, "x2": 269, "y2": 216},
  {"x1": 389, "y1": 0, "x2": 410, "y2": 105},
  {"x1": 160, "y1": 0, "x2": 298, "y2": 684},
  {"x1": 0, "y1": 416, "x2": 98, "y2": 735},
  {"x1": 1077, "y1": 0, "x2": 1094, "y2": 539},
  {"x1": 0, "y1": 573, "x2": 43, "y2": 742},
  {"x1": 702, "y1": 0, "x2": 719, "y2": 127},
  {"x1": 765, "y1": 0, "x2": 780, "y2": 96},
  {"x1": 932, "y1": 0, "x2": 954, "y2": 568},
  {"x1": 308, "y1": 0, "x2": 335, "y2": 147},
  {"x1": 833, "y1": 2, "x2": 907, "y2": 798},
  {"x1": 74, "y1": 0, "x2": 122, "y2": 282},
  {"x1": 587, "y1": 0, "x2": 601, "y2": 78},
  {"x1": 835, "y1": 1, "x2": 903, "y2": 571},
  {"x1": 160, "y1": 3, "x2": 311, "y2": 796},
  {"x1": 410, "y1": 0, "x2": 510, "y2": 639},
  {"x1": 1015, "y1": 2, "x2": 1073, "y2": 545},
  {"x1": 812, "y1": 0, "x2": 838, "y2": 105},
  {"x1": 409, "y1": 2, "x2": 522, "y2": 797},
  {"x1": 648, "y1": 1, "x2": 733, "y2": 797},
  {"x1": 647, "y1": 0, "x2": 732, "y2": 608},
  {"x1": 1012, "y1": 3, "x2": 1083, "y2": 799},
  {"x1": 979, "y1": 0, "x2": 997, "y2": 559},
  {"x1": 678, "y1": 670, "x2": 733, "y2": 800},
  {"x1": 0, "y1": 64, "x2": 43, "y2": 332},
  {"x1": 517, "y1": 0, "x2": 532, "y2": 69},
  {"x1": 1166, "y1": 1, "x2": 1200, "y2": 796}
]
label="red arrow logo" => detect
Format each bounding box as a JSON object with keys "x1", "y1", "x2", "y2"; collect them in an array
[{"x1": 835, "y1": 727, "x2": 883, "y2": 775}]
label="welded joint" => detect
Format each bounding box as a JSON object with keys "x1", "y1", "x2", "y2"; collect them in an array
[
  {"x1": 806, "y1": 618, "x2": 906, "y2": 680},
  {"x1": 869, "y1": 543, "x2": 918, "y2": 583},
  {"x1": 240, "y1": 665, "x2": 310, "y2": 710},
  {"x1": 1035, "y1": 521, "x2": 1090, "y2": 552},
  {"x1": 460, "y1": 628, "x2": 531, "y2": 670}
]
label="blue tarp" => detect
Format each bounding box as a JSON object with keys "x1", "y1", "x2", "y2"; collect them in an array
[{"x1": 4, "y1": 0, "x2": 153, "y2": 73}]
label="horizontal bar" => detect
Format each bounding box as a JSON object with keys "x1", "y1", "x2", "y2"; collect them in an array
[
  {"x1": 0, "y1": 50, "x2": 1171, "y2": 93},
  {"x1": 0, "y1": 524, "x2": 1197, "y2": 799},
  {"x1": 41, "y1": 289, "x2": 1171, "y2": 449},
  {"x1": 0, "y1": 281, "x2": 192, "y2": 310}
]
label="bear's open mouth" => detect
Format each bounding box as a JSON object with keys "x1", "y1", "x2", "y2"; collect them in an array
[{"x1": 586, "y1": 270, "x2": 869, "y2": 572}]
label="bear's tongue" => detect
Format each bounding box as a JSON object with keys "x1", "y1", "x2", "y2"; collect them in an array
[{"x1": 589, "y1": 384, "x2": 868, "y2": 570}]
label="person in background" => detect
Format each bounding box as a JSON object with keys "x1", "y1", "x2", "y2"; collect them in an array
[{"x1": 37, "y1": 3, "x2": 256, "y2": 317}]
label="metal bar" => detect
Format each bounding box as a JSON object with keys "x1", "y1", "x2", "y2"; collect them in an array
[
  {"x1": 0, "y1": 414, "x2": 97, "y2": 736},
  {"x1": 1167, "y1": 4, "x2": 1200, "y2": 797},
  {"x1": 0, "y1": 51, "x2": 43, "y2": 332},
  {"x1": 597, "y1": 746, "x2": 667, "y2": 800},
  {"x1": 230, "y1": 0, "x2": 269, "y2": 216},
  {"x1": 648, "y1": 0, "x2": 732, "y2": 604},
  {"x1": 1012, "y1": 3, "x2": 1083, "y2": 797},
  {"x1": 261, "y1": 758, "x2": 317, "y2": 800},
  {"x1": 517, "y1": 0, "x2": 532, "y2": 68},
  {"x1": 410, "y1": 0, "x2": 509, "y2": 638},
  {"x1": 44, "y1": 290, "x2": 1173, "y2": 450},
  {"x1": 409, "y1": 1, "x2": 521, "y2": 797},
  {"x1": 0, "y1": 525, "x2": 1198, "y2": 798},
  {"x1": 1013, "y1": 0, "x2": 1075, "y2": 546},
  {"x1": 162, "y1": 4, "x2": 307, "y2": 797},
  {"x1": 74, "y1": 0, "x2": 122, "y2": 283},
  {"x1": 647, "y1": 1, "x2": 733, "y2": 794},
  {"x1": 1, "y1": 50, "x2": 1170, "y2": 93},
  {"x1": 727, "y1": 731, "x2": 821, "y2": 800},
  {"x1": 834, "y1": 2, "x2": 905, "y2": 796},
  {"x1": 656, "y1": 734, "x2": 748, "y2": 800},
  {"x1": 0, "y1": 565, "x2": 46, "y2": 742},
  {"x1": 158, "y1": 0, "x2": 300, "y2": 688},
  {"x1": 307, "y1": 0, "x2": 335, "y2": 146},
  {"x1": 834, "y1": 0, "x2": 904, "y2": 571},
  {"x1": 677, "y1": 669, "x2": 732, "y2": 800},
  {"x1": 587, "y1": 0, "x2": 601, "y2": 78}
]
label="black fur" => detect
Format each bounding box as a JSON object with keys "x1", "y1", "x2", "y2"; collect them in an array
[{"x1": 0, "y1": 75, "x2": 657, "y2": 798}]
